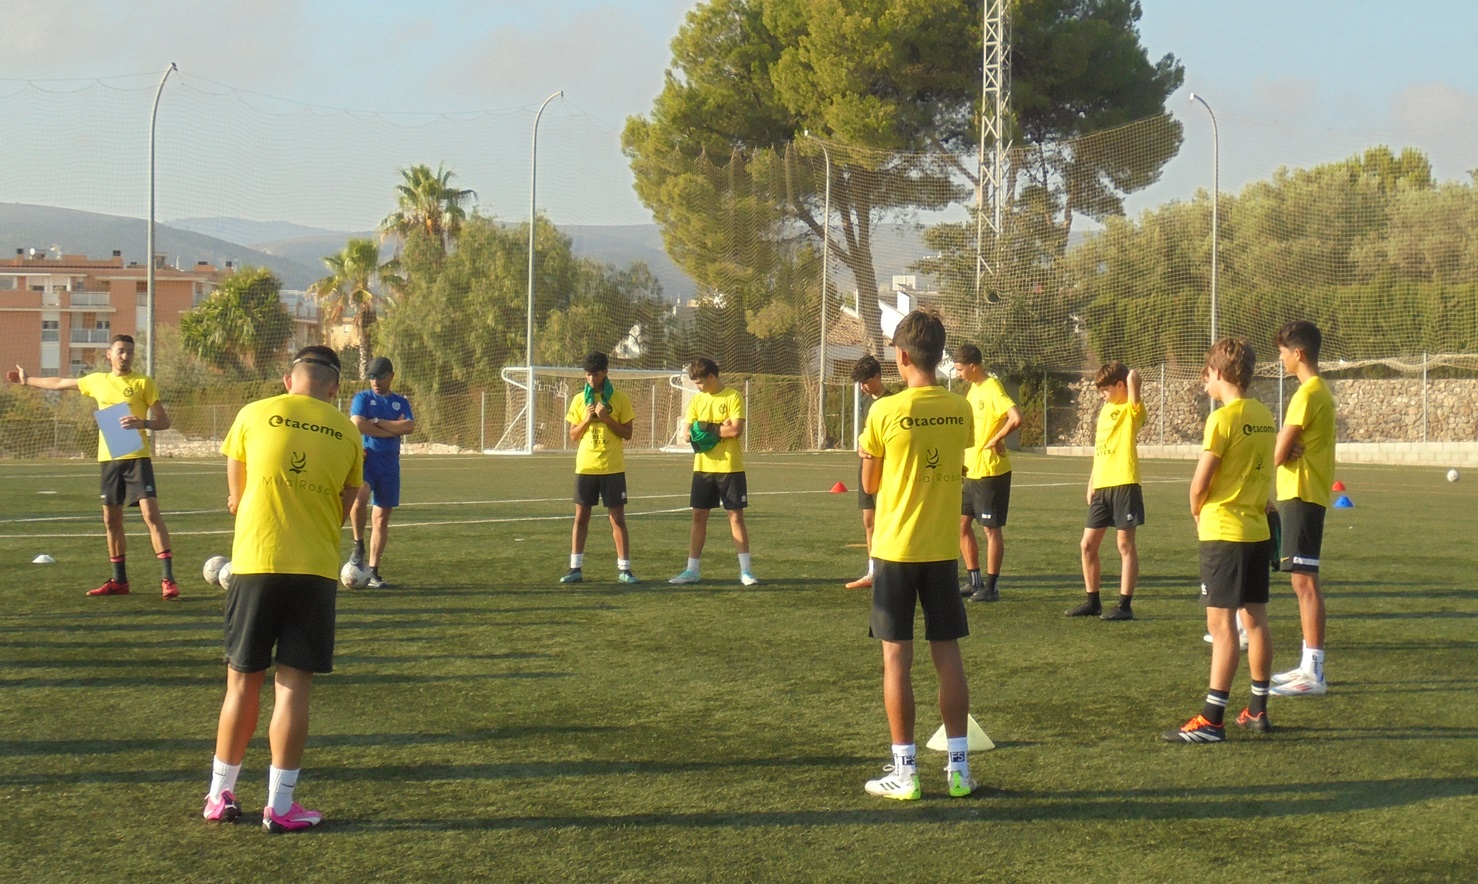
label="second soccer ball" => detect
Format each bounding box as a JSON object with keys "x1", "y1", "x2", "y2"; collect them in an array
[{"x1": 340, "y1": 560, "x2": 372, "y2": 589}]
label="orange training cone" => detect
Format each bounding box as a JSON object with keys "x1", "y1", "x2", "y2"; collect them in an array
[
  {"x1": 1332, "y1": 480, "x2": 1346, "y2": 491},
  {"x1": 830, "y1": 482, "x2": 848, "y2": 493}
]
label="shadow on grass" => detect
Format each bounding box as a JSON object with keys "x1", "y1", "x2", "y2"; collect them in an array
[{"x1": 0, "y1": 670, "x2": 568, "y2": 690}]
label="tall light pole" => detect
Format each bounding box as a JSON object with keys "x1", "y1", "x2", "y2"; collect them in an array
[
  {"x1": 805, "y1": 133, "x2": 831, "y2": 449},
  {"x1": 1189, "y1": 92, "x2": 1219, "y2": 344},
  {"x1": 526, "y1": 90, "x2": 563, "y2": 454},
  {"x1": 145, "y1": 62, "x2": 178, "y2": 376}
]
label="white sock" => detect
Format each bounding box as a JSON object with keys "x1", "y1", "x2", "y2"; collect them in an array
[
  {"x1": 570, "y1": 553, "x2": 584, "y2": 569},
  {"x1": 1307, "y1": 647, "x2": 1325, "y2": 681},
  {"x1": 866, "y1": 558, "x2": 875, "y2": 576},
  {"x1": 945, "y1": 736, "x2": 970, "y2": 775},
  {"x1": 209, "y1": 756, "x2": 241, "y2": 801},
  {"x1": 267, "y1": 766, "x2": 299, "y2": 816},
  {"x1": 891, "y1": 743, "x2": 917, "y2": 772},
  {"x1": 687, "y1": 557, "x2": 701, "y2": 574},
  {"x1": 617, "y1": 558, "x2": 632, "y2": 572},
  {"x1": 738, "y1": 552, "x2": 752, "y2": 572}
]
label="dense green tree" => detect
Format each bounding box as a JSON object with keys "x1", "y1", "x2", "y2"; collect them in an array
[
  {"x1": 311, "y1": 238, "x2": 403, "y2": 380},
  {"x1": 379, "y1": 163, "x2": 477, "y2": 253},
  {"x1": 178, "y1": 266, "x2": 294, "y2": 378}
]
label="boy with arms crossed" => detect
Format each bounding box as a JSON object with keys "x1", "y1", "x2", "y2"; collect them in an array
[
  {"x1": 669, "y1": 358, "x2": 758, "y2": 586},
  {"x1": 1270, "y1": 320, "x2": 1336, "y2": 696},
  {"x1": 952, "y1": 345, "x2": 1021, "y2": 602},
  {"x1": 1066, "y1": 361, "x2": 1145, "y2": 621},
  {"x1": 845, "y1": 354, "x2": 890, "y2": 590},
  {"x1": 562, "y1": 352, "x2": 639, "y2": 585},
  {"x1": 859, "y1": 309, "x2": 977, "y2": 798},
  {"x1": 1162, "y1": 338, "x2": 1278, "y2": 743},
  {"x1": 348, "y1": 357, "x2": 415, "y2": 588}
]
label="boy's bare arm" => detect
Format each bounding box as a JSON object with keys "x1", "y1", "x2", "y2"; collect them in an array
[
  {"x1": 1274, "y1": 423, "x2": 1304, "y2": 466},
  {"x1": 860, "y1": 452, "x2": 882, "y2": 495},
  {"x1": 1189, "y1": 450, "x2": 1221, "y2": 523}
]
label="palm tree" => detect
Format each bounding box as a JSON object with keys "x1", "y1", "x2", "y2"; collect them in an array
[
  {"x1": 379, "y1": 163, "x2": 477, "y2": 253},
  {"x1": 311, "y1": 238, "x2": 403, "y2": 379}
]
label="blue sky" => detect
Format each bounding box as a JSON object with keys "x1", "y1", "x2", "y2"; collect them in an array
[{"x1": 1, "y1": 0, "x2": 1475, "y2": 229}]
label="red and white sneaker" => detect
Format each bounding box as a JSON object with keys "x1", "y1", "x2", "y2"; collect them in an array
[
  {"x1": 262, "y1": 802, "x2": 323, "y2": 834},
  {"x1": 161, "y1": 578, "x2": 180, "y2": 600},
  {"x1": 203, "y1": 790, "x2": 241, "y2": 823},
  {"x1": 86, "y1": 579, "x2": 130, "y2": 597}
]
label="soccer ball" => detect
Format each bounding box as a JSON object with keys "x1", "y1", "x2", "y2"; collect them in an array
[
  {"x1": 1448, "y1": 469, "x2": 1461, "y2": 483},
  {"x1": 203, "y1": 555, "x2": 229, "y2": 586},
  {"x1": 217, "y1": 561, "x2": 234, "y2": 591},
  {"x1": 340, "y1": 560, "x2": 372, "y2": 589}
]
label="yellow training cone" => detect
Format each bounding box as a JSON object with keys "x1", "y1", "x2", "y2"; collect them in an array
[{"x1": 926, "y1": 714, "x2": 995, "y2": 751}]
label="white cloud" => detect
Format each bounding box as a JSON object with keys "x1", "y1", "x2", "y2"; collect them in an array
[{"x1": 1390, "y1": 82, "x2": 1478, "y2": 130}]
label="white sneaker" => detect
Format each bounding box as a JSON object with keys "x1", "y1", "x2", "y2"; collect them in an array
[
  {"x1": 946, "y1": 768, "x2": 977, "y2": 798},
  {"x1": 739, "y1": 570, "x2": 760, "y2": 586},
  {"x1": 864, "y1": 764, "x2": 921, "y2": 800},
  {"x1": 1203, "y1": 629, "x2": 1249, "y2": 650},
  {"x1": 1270, "y1": 673, "x2": 1327, "y2": 696},
  {"x1": 1271, "y1": 666, "x2": 1307, "y2": 685},
  {"x1": 668, "y1": 569, "x2": 701, "y2": 585}
]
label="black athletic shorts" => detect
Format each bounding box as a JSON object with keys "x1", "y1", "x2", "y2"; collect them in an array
[
  {"x1": 961, "y1": 473, "x2": 1011, "y2": 527},
  {"x1": 870, "y1": 559, "x2": 969, "y2": 642},
  {"x1": 574, "y1": 473, "x2": 628, "y2": 508},
  {"x1": 1199, "y1": 540, "x2": 1272, "y2": 609},
  {"x1": 857, "y1": 461, "x2": 875, "y2": 510},
  {"x1": 1085, "y1": 484, "x2": 1146, "y2": 530},
  {"x1": 99, "y1": 458, "x2": 157, "y2": 507},
  {"x1": 223, "y1": 573, "x2": 338, "y2": 674},
  {"x1": 1277, "y1": 499, "x2": 1326, "y2": 574},
  {"x1": 690, "y1": 471, "x2": 748, "y2": 510}
]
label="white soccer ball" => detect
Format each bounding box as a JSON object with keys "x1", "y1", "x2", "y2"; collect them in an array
[
  {"x1": 1447, "y1": 469, "x2": 1460, "y2": 483},
  {"x1": 217, "y1": 561, "x2": 234, "y2": 591},
  {"x1": 203, "y1": 555, "x2": 229, "y2": 586},
  {"x1": 340, "y1": 560, "x2": 372, "y2": 589}
]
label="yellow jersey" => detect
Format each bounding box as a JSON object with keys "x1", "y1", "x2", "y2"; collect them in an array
[
  {"x1": 76, "y1": 371, "x2": 158, "y2": 461},
  {"x1": 566, "y1": 389, "x2": 635, "y2": 475},
  {"x1": 1199, "y1": 397, "x2": 1277, "y2": 543},
  {"x1": 1276, "y1": 375, "x2": 1336, "y2": 507},
  {"x1": 859, "y1": 385, "x2": 973, "y2": 562},
  {"x1": 222, "y1": 393, "x2": 363, "y2": 579},
  {"x1": 687, "y1": 385, "x2": 745, "y2": 473},
  {"x1": 1093, "y1": 401, "x2": 1145, "y2": 489},
  {"x1": 965, "y1": 377, "x2": 1015, "y2": 478}
]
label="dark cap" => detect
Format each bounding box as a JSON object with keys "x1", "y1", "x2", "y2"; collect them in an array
[{"x1": 366, "y1": 356, "x2": 394, "y2": 379}]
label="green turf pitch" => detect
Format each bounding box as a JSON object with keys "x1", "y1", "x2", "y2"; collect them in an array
[{"x1": 0, "y1": 453, "x2": 1474, "y2": 881}]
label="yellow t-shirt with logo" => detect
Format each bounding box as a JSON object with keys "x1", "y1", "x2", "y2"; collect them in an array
[
  {"x1": 860, "y1": 385, "x2": 973, "y2": 562},
  {"x1": 965, "y1": 377, "x2": 1015, "y2": 478},
  {"x1": 76, "y1": 371, "x2": 158, "y2": 461},
  {"x1": 1093, "y1": 401, "x2": 1145, "y2": 489},
  {"x1": 566, "y1": 389, "x2": 636, "y2": 475},
  {"x1": 1276, "y1": 375, "x2": 1336, "y2": 507},
  {"x1": 1199, "y1": 397, "x2": 1277, "y2": 543},
  {"x1": 687, "y1": 385, "x2": 745, "y2": 473},
  {"x1": 222, "y1": 393, "x2": 363, "y2": 579}
]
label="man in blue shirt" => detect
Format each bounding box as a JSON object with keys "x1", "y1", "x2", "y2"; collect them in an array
[{"x1": 349, "y1": 357, "x2": 415, "y2": 588}]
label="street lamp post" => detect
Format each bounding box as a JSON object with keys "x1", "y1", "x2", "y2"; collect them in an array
[
  {"x1": 805, "y1": 133, "x2": 832, "y2": 449},
  {"x1": 1189, "y1": 92, "x2": 1219, "y2": 345},
  {"x1": 145, "y1": 62, "x2": 178, "y2": 376},
  {"x1": 526, "y1": 90, "x2": 563, "y2": 454}
]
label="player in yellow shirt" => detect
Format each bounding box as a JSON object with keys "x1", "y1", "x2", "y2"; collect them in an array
[
  {"x1": 858, "y1": 308, "x2": 977, "y2": 800},
  {"x1": 1163, "y1": 338, "x2": 1278, "y2": 743},
  {"x1": 8, "y1": 335, "x2": 181, "y2": 600},
  {"x1": 669, "y1": 358, "x2": 757, "y2": 586},
  {"x1": 952, "y1": 345, "x2": 1022, "y2": 602},
  {"x1": 204, "y1": 346, "x2": 362, "y2": 832},
  {"x1": 561, "y1": 352, "x2": 639, "y2": 585},
  {"x1": 1066, "y1": 361, "x2": 1145, "y2": 621},
  {"x1": 845, "y1": 354, "x2": 891, "y2": 590},
  {"x1": 1270, "y1": 320, "x2": 1337, "y2": 696}
]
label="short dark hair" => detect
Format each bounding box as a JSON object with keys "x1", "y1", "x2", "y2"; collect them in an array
[
  {"x1": 1205, "y1": 338, "x2": 1255, "y2": 391},
  {"x1": 1095, "y1": 360, "x2": 1129, "y2": 388},
  {"x1": 110, "y1": 334, "x2": 135, "y2": 346},
  {"x1": 582, "y1": 352, "x2": 609, "y2": 374},
  {"x1": 851, "y1": 354, "x2": 882, "y2": 384},
  {"x1": 951, "y1": 343, "x2": 982, "y2": 366},
  {"x1": 893, "y1": 308, "x2": 947, "y2": 375},
  {"x1": 292, "y1": 345, "x2": 341, "y2": 378},
  {"x1": 1274, "y1": 320, "x2": 1322, "y2": 363},
  {"x1": 687, "y1": 357, "x2": 719, "y2": 381}
]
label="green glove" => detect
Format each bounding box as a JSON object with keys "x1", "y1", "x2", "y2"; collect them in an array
[{"x1": 689, "y1": 421, "x2": 721, "y2": 453}]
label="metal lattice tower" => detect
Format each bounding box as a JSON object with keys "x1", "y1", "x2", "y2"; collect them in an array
[{"x1": 976, "y1": 0, "x2": 1012, "y2": 299}]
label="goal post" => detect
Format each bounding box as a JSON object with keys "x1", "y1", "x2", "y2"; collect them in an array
[{"x1": 485, "y1": 366, "x2": 688, "y2": 455}]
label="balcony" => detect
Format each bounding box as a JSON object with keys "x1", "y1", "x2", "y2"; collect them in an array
[
  {"x1": 70, "y1": 328, "x2": 113, "y2": 345},
  {"x1": 68, "y1": 291, "x2": 112, "y2": 308}
]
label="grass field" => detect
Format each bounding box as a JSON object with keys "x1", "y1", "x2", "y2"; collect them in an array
[{"x1": 1, "y1": 451, "x2": 1474, "y2": 882}]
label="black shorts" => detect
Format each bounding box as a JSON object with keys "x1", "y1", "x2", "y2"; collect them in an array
[
  {"x1": 1278, "y1": 499, "x2": 1326, "y2": 574},
  {"x1": 223, "y1": 574, "x2": 338, "y2": 674},
  {"x1": 99, "y1": 458, "x2": 157, "y2": 507},
  {"x1": 574, "y1": 473, "x2": 628, "y2": 508},
  {"x1": 857, "y1": 462, "x2": 875, "y2": 510},
  {"x1": 690, "y1": 471, "x2": 748, "y2": 511},
  {"x1": 1086, "y1": 484, "x2": 1146, "y2": 530},
  {"x1": 870, "y1": 559, "x2": 970, "y2": 642},
  {"x1": 961, "y1": 473, "x2": 1011, "y2": 527},
  {"x1": 1199, "y1": 540, "x2": 1273, "y2": 609}
]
